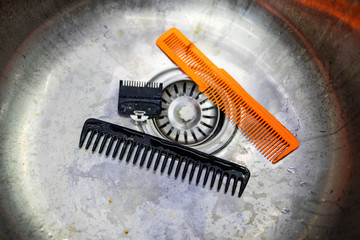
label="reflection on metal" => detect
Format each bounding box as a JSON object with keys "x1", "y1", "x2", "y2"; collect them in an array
[
  {"x1": 0, "y1": 0, "x2": 359, "y2": 239},
  {"x1": 130, "y1": 110, "x2": 149, "y2": 121}
]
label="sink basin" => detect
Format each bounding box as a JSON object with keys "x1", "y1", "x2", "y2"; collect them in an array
[{"x1": 0, "y1": 0, "x2": 359, "y2": 239}]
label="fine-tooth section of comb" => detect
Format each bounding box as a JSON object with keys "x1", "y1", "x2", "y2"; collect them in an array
[
  {"x1": 79, "y1": 118, "x2": 250, "y2": 198},
  {"x1": 156, "y1": 27, "x2": 299, "y2": 163}
]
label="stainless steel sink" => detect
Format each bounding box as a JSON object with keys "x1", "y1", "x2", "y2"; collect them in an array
[{"x1": 0, "y1": 0, "x2": 359, "y2": 239}]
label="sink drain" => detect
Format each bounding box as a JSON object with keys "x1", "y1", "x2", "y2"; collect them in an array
[
  {"x1": 140, "y1": 68, "x2": 237, "y2": 154},
  {"x1": 155, "y1": 80, "x2": 219, "y2": 145}
]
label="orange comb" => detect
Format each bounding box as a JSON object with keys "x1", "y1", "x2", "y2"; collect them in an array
[{"x1": 156, "y1": 27, "x2": 299, "y2": 163}]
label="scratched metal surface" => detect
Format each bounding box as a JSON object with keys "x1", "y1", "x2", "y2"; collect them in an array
[{"x1": 0, "y1": 0, "x2": 359, "y2": 239}]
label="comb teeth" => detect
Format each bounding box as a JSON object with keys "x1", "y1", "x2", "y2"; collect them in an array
[
  {"x1": 156, "y1": 28, "x2": 299, "y2": 163},
  {"x1": 202, "y1": 70, "x2": 297, "y2": 163},
  {"x1": 79, "y1": 118, "x2": 250, "y2": 198},
  {"x1": 121, "y1": 80, "x2": 161, "y2": 88}
]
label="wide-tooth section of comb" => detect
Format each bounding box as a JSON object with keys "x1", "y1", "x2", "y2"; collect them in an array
[
  {"x1": 79, "y1": 118, "x2": 250, "y2": 198},
  {"x1": 156, "y1": 28, "x2": 299, "y2": 163}
]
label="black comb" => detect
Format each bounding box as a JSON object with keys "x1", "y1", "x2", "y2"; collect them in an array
[
  {"x1": 118, "y1": 80, "x2": 163, "y2": 120},
  {"x1": 79, "y1": 118, "x2": 251, "y2": 198}
]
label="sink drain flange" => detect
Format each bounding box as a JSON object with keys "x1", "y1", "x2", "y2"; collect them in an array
[{"x1": 155, "y1": 80, "x2": 219, "y2": 145}]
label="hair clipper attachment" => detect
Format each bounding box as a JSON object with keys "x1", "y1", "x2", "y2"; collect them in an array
[
  {"x1": 79, "y1": 118, "x2": 250, "y2": 198},
  {"x1": 118, "y1": 80, "x2": 163, "y2": 121},
  {"x1": 156, "y1": 28, "x2": 299, "y2": 163}
]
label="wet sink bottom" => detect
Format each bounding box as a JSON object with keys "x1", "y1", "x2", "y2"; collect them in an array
[{"x1": 0, "y1": 0, "x2": 348, "y2": 239}]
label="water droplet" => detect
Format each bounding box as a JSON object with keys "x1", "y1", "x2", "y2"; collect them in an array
[
  {"x1": 40, "y1": 228, "x2": 44, "y2": 232},
  {"x1": 102, "y1": 44, "x2": 108, "y2": 51},
  {"x1": 104, "y1": 24, "x2": 109, "y2": 30},
  {"x1": 103, "y1": 33, "x2": 109, "y2": 39},
  {"x1": 48, "y1": 233, "x2": 52, "y2": 238},
  {"x1": 281, "y1": 208, "x2": 291, "y2": 214},
  {"x1": 287, "y1": 167, "x2": 297, "y2": 173}
]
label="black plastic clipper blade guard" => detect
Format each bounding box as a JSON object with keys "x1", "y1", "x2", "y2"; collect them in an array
[
  {"x1": 118, "y1": 80, "x2": 163, "y2": 118},
  {"x1": 79, "y1": 118, "x2": 251, "y2": 198}
]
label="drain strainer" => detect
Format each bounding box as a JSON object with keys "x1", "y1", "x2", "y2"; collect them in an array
[
  {"x1": 139, "y1": 67, "x2": 237, "y2": 154},
  {"x1": 154, "y1": 80, "x2": 219, "y2": 145}
]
